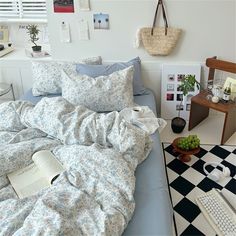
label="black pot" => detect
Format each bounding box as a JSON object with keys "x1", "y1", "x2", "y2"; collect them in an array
[
  {"x1": 171, "y1": 117, "x2": 186, "y2": 133},
  {"x1": 32, "y1": 46, "x2": 42, "y2": 52}
]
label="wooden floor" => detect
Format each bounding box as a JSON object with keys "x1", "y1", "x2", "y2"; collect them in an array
[{"x1": 160, "y1": 113, "x2": 236, "y2": 146}]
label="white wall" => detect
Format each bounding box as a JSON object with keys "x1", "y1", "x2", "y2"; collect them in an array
[
  {"x1": 1, "y1": 0, "x2": 235, "y2": 115},
  {"x1": 45, "y1": 0, "x2": 236, "y2": 114},
  {"x1": 47, "y1": 0, "x2": 236, "y2": 62}
]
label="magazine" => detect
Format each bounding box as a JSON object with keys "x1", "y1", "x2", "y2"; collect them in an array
[{"x1": 7, "y1": 150, "x2": 64, "y2": 199}]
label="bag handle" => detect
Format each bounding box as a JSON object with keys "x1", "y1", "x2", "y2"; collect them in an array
[{"x1": 151, "y1": 0, "x2": 169, "y2": 35}]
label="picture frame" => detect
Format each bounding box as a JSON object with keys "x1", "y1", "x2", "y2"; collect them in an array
[
  {"x1": 93, "y1": 13, "x2": 110, "y2": 30},
  {"x1": 0, "y1": 28, "x2": 9, "y2": 43},
  {"x1": 161, "y1": 64, "x2": 201, "y2": 120},
  {"x1": 53, "y1": 0, "x2": 74, "y2": 13}
]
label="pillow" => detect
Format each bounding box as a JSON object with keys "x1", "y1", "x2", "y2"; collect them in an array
[
  {"x1": 61, "y1": 66, "x2": 134, "y2": 112},
  {"x1": 32, "y1": 56, "x2": 102, "y2": 96},
  {"x1": 76, "y1": 57, "x2": 146, "y2": 95}
]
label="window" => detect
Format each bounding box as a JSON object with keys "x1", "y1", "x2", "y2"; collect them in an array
[{"x1": 0, "y1": 0, "x2": 47, "y2": 21}]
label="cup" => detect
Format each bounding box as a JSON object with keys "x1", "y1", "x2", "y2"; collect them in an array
[{"x1": 132, "y1": 107, "x2": 143, "y2": 120}]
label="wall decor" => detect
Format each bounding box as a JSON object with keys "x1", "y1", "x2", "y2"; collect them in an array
[
  {"x1": 54, "y1": 0, "x2": 74, "y2": 13},
  {"x1": 161, "y1": 64, "x2": 201, "y2": 120},
  {"x1": 0, "y1": 26, "x2": 9, "y2": 43},
  {"x1": 78, "y1": 19, "x2": 89, "y2": 40},
  {"x1": 93, "y1": 13, "x2": 109, "y2": 30},
  {"x1": 60, "y1": 22, "x2": 71, "y2": 43},
  {"x1": 79, "y1": 0, "x2": 90, "y2": 11}
]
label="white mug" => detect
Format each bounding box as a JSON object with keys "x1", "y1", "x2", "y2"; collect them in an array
[{"x1": 132, "y1": 107, "x2": 143, "y2": 120}]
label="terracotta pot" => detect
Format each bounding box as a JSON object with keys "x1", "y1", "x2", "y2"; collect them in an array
[{"x1": 172, "y1": 137, "x2": 200, "y2": 162}]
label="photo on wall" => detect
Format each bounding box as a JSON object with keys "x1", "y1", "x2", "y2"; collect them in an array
[
  {"x1": 167, "y1": 84, "x2": 174, "y2": 91},
  {"x1": 161, "y1": 64, "x2": 201, "y2": 120},
  {"x1": 177, "y1": 74, "x2": 185, "y2": 82},
  {"x1": 186, "y1": 104, "x2": 191, "y2": 111},
  {"x1": 177, "y1": 84, "x2": 183, "y2": 92},
  {"x1": 166, "y1": 93, "x2": 174, "y2": 101},
  {"x1": 93, "y1": 13, "x2": 110, "y2": 30},
  {"x1": 176, "y1": 104, "x2": 184, "y2": 111},
  {"x1": 177, "y1": 94, "x2": 183, "y2": 101},
  {"x1": 168, "y1": 74, "x2": 175, "y2": 82},
  {"x1": 0, "y1": 26, "x2": 9, "y2": 43},
  {"x1": 54, "y1": 0, "x2": 74, "y2": 13}
]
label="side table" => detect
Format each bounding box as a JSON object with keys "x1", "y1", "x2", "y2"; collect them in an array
[
  {"x1": 188, "y1": 90, "x2": 236, "y2": 144},
  {"x1": 0, "y1": 83, "x2": 15, "y2": 101}
]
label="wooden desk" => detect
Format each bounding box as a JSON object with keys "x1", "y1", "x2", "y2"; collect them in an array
[{"x1": 188, "y1": 90, "x2": 236, "y2": 144}]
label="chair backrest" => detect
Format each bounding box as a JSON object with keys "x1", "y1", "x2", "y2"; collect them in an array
[{"x1": 206, "y1": 57, "x2": 236, "y2": 81}]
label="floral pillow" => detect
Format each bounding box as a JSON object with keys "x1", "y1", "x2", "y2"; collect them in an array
[
  {"x1": 32, "y1": 56, "x2": 102, "y2": 96},
  {"x1": 61, "y1": 66, "x2": 134, "y2": 112}
]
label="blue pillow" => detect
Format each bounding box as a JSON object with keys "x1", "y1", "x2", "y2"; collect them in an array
[{"x1": 76, "y1": 57, "x2": 146, "y2": 95}]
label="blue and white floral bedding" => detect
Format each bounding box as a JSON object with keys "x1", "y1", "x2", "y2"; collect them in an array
[{"x1": 0, "y1": 97, "x2": 152, "y2": 236}]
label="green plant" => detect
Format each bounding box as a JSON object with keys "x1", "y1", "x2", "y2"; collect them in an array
[
  {"x1": 177, "y1": 75, "x2": 201, "y2": 117},
  {"x1": 27, "y1": 24, "x2": 40, "y2": 47},
  {"x1": 178, "y1": 75, "x2": 201, "y2": 96}
]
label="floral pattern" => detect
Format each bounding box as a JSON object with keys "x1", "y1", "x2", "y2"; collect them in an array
[
  {"x1": 0, "y1": 97, "x2": 152, "y2": 235},
  {"x1": 32, "y1": 57, "x2": 102, "y2": 96},
  {"x1": 62, "y1": 66, "x2": 135, "y2": 112}
]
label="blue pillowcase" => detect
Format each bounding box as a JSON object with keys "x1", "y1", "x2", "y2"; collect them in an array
[{"x1": 76, "y1": 57, "x2": 146, "y2": 95}]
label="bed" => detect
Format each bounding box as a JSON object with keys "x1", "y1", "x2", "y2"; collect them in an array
[{"x1": 20, "y1": 88, "x2": 173, "y2": 236}]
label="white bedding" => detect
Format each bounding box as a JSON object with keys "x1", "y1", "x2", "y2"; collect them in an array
[{"x1": 0, "y1": 97, "x2": 152, "y2": 235}]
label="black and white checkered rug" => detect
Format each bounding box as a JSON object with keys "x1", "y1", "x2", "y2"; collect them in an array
[{"x1": 163, "y1": 143, "x2": 236, "y2": 236}]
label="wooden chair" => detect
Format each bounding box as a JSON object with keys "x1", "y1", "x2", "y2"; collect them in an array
[{"x1": 188, "y1": 57, "x2": 236, "y2": 144}]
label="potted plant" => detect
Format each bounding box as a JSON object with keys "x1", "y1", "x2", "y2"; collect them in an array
[
  {"x1": 171, "y1": 75, "x2": 201, "y2": 133},
  {"x1": 27, "y1": 24, "x2": 41, "y2": 52}
]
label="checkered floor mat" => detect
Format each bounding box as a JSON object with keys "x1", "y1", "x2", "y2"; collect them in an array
[{"x1": 163, "y1": 143, "x2": 236, "y2": 236}]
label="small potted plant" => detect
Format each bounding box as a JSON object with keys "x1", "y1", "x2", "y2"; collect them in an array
[
  {"x1": 171, "y1": 75, "x2": 201, "y2": 133},
  {"x1": 27, "y1": 24, "x2": 41, "y2": 52}
]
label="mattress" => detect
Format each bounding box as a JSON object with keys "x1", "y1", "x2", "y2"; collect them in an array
[{"x1": 21, "y1": 89, "x2": 173, "y2": 235}]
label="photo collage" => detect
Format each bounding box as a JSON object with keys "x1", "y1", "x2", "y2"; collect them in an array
[{"x1": 166, "y1": 74, "x2": 195, "y2": 112}]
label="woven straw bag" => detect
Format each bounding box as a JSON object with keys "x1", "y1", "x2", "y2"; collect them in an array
[{"x1": 141, "y1": 0, "x2": 181, "y2": 56}]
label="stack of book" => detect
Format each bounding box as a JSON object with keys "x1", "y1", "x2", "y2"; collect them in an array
[{"x1": 25, "y1": 49, "x2": 50, "y2": 58}]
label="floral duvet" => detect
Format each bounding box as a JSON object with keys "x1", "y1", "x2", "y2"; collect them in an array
[{"x1": 0, "y1": 97, "x2": 152, "y2": 236}]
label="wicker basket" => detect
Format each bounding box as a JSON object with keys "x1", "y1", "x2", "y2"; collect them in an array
[
  {"x1": 141, "y1": 27, "x2": 181, "y2": 56},
  {"x1": 141, "y1": 0, "x2": 182, "y2": 56}
]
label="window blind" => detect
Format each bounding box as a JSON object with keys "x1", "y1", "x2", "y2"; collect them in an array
[{"x1": 0, "y1": 0, "x2": 47, "y2": 20}]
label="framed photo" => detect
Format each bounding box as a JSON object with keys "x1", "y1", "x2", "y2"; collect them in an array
[
  {"x1": 168, "y1": 74, "x2": 175, "y2": 82},
  {"x1": 177, "y1": 94, "x2": 183, "y2": 101},
  {"x1": 0, "y1": 28, "x2": 9, "y2": 43},
  {"x1": 166, "y1": 93, "x2": 174, "y2": 101},
  {"x1": 186, "y1": 104, "x2": 191, "y2": 111},
  {"x1": 93, "y1": 13, "x2": 110, "y2": 30},
  {"x1": 161, "y1": 64, "x2": 201, "y2": 120},
  {"x1": 53, "y1": 0, "x2": 74, "y2": 13},
  {"x1": 176, "y1": 104, "x2": 184, "y2": 111},
  {"x1": 167, "y1": 84, "x2": 174, "y2": 91}
]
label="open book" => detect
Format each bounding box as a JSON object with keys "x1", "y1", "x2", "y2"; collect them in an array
[{"x1": 7, "y1": 150, "x2": 64, "y2": 199}]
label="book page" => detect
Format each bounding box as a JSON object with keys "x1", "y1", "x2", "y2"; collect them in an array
[
  {"x1": 32, "y1": 150, "x2": 64, "y2": 184},
  {"x1": 7, "y1": 150, "x2": 64, "y2": 199},
  {"x1": 7, "y1": 163, "x2": 49, "y2": 199}
]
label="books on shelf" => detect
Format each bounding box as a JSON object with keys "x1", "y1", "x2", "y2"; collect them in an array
[
  {"x1": 25, "y1": 49, "x2": 50, "y2": 58},
  {"x1": 7, "y1": 150, "x2": 65, "y2": 199}
]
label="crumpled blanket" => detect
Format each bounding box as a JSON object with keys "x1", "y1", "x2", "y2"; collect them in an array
[
  {"x1": 120, "y1": 106, "x2": 167, "y2": 134},
  {"x1": 0, "y1": 97, "x2": 152, "y2": 236}
]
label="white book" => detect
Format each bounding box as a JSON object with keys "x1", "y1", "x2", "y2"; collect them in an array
[{"x1": 7, "y1": 150, "x2": 64, "y2": 199}]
